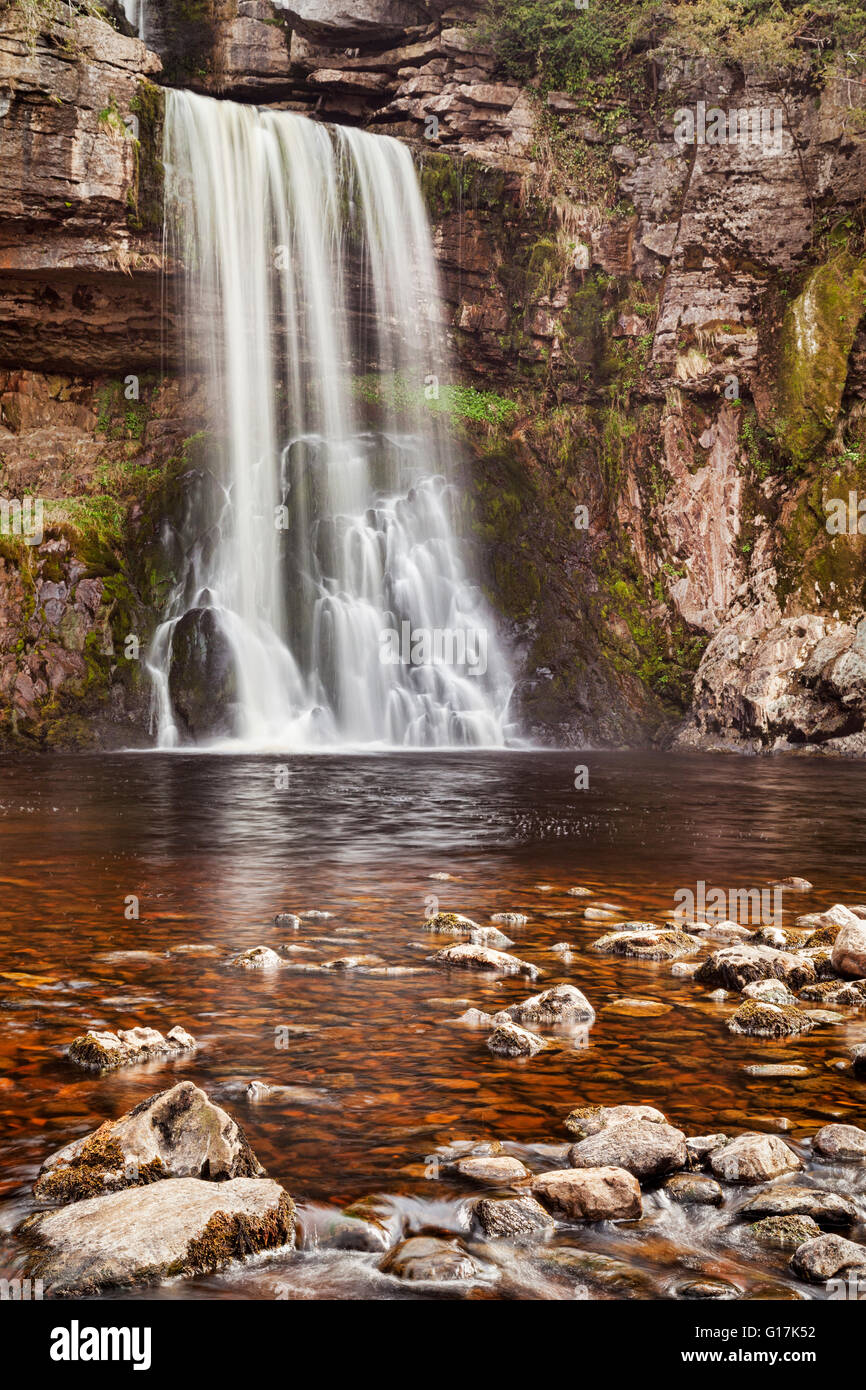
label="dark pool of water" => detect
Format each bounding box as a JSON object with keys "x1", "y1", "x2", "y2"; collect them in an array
[{"x1": 0, "y1": 749, "x2": 864, "y2": 1299}]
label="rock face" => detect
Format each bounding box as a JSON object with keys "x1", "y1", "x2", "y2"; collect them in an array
[
  {"x1": 709, "y1": 1133, "x2": 802, "y2": 1184},
  {"x1": 569, "y1": 1120, "x2": 687, "y2": 1181},
  {"x1": 68, "y1": 1025, "x2": 196, "y2": 1070},
  {"x1": 168, "y1": 607, "x2": 239, "y2": 741},
  {"x1": 34, "y1": 1081, "x2": 264, "y2": 1203},
  {"x1": 23, "y1": 1176, "x2": 294, "y2": 1294},
  {"x1": 532, "y1": 1167, "x2": 642, "y2": 1222}
]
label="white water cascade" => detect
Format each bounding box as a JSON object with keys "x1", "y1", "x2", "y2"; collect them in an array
[
  {"x1": 120, "y1": 1, "x2": 146, "y2": 39},
  {"x1": 149, "y1": 90, "x2": 514, "y2": 750}
]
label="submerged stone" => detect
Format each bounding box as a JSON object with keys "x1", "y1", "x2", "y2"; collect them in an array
[
  {"x1": 748, "y1": 1215, "x2": 822, "y2": 1249},
  {"x1": 379, "y1": 1235, "x2": 482, "y2": 1282}
]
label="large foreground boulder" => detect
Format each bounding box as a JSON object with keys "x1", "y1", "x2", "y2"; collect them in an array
[
  {"x1": 569, "y1": 1119, "x2": 687, "y2": 1180},
  {"x1": 22, "y1": 1177, "x2": 294, "y2": 1294},
  {"x1": 531, "y1": 1167, "x2": 642, "y2": 1221},
  {"x1": 34, "y1": 1082, "x2": 264, "y2": 1204}
]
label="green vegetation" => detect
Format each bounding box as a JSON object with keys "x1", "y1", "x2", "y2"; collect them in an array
[{"x1": 353, "y1": 373, "x2": 519, "y2": 429}]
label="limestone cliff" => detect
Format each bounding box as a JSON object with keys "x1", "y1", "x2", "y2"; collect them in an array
[{"x1": 2, "y1": 0, "x2": 866, "y2": 751}]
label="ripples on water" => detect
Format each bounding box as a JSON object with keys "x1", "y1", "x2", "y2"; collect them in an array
[{"x1": 0, "y1": 750, "x2": 864, "y2": 1298}]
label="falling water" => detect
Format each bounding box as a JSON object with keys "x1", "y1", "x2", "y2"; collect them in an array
[
  {"x1": 149, "y1": 91, "x2": 513, "y2": 749},
  {"x1": 120, "y1": 0, "x2": 145, "y2": 39}
]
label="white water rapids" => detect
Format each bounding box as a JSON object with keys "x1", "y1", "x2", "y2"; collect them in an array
[{"x1": 148, "y1": 91, "x2": 514, "y2": 749}]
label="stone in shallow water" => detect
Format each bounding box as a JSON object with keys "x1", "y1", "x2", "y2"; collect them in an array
[
  {"x1": 299, "y1": 1205, "x2": 389, "y2": 1253},
  {"x1": 567, "y1": 886, "x2": 592, "y2": 896},
  {"x1": 423, "y1": 911, "x2": 480, "y2": 936},
  {"x1": 800, "y1": 978, "x2": 866, "y2": 1005},
  {"x1": 565, "y1": 1103, "x2": 667, "y2": 1140},
  {"x1": 603, "y1": 997, "x2": 672, "y2": 1016},
  {"x1": 486, "y1": 1019, "x2": 548, "y2": 1058},
  {"x1": 491, "y1": 912, "x2": 527, "y2": 926},
  {"x1": 532, "y1": 1166, "x2": 642, "y2": 1221},
  {"x1": 591, "y1": 929, "x2": 699, "y2": 961},
  {"x1": 677, "y1": 1277, "x2": 741, "y2": 1300},
  {"x1": 34, "y1": 1081, "x2": 264, "y2": 1204},
  {"x1": 696, "y1": 943, "x2": 816, "y2": 992},
  {"x1": 584, "y1": 907, "x2": 620, "y2": 921},
  {"x1": 503, "y1": 983, "x2": 595, "y2": 1027},
  {"x1": 773, "y1": 877, "x2": 813, "y2": 891},
  {"x1": 663, "y1": 1172, "x2": 724, "y2": 1206},
  {"x1": 740, "y1": 1186, "x2": 858, "y2": 1227},
  {"x1": 569, "y1": 1119, "x2": 687, "y2": 1180},
  {"x1": 742, "y1": 978, "x2": 796, "y2": 1005},
  {"x1": 791, "y1": 1233, "x2": 866, "y2": 1282},
  {"x1": 432, "y1": 942, "x2": 539, "y2": 979},
  {"x1": 67, "y1": 1025, "x2": 196, "y2": 1071},
  {"x1": 709, "y1": 1133, "x2": 801, "y2": 1184},
  {"x1": 469, "y1": 926, "x2": 513, "y2": 948},
  {"x1": 727, "y1": 1000, "x2": 814, "y2": 1037},
  {"x1": 324, "y1": 954, "x2": 384, "y2": 970},
  {"x1": 832, "y1": 919, "x2": 866, "y2": 977},
  {"x1": 748, "y1": 1214, "x2": 822, "y2": 1249},
  {"x1": 812, "y1": 1123, "x2": 866, "y2": 1162},
  {"x1": 454, "y1": 1154, "x2": 529, "y2": 1184},
  {"x1": 22, "y1": 1176, "x2": 294, "y2": 1294},
  {"x1": 274, "y1": 912, "x2": 301, "y2": 930},
  {"x1": 231, "y1": 946, "x2": 284, "y2": 970},
  {"x1": 471, "y1": 1194, "x2": 554, "y2": 1238},
  {"x1": 743, "y1": 1063, "x2": 810, "y2": 1078},
  {"x1": 379, "y1": 1236, "x2": 482, "y2": 1282},
  {"x1": 853, "y1": 1043, "x2": 866, "y2": 1076}
]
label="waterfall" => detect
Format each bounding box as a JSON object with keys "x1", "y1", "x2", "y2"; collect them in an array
[
  {"x1": 121, "y1": 0, "x2": 145, "y2": 39},
  {"x1": 149, "y1": 90, "x2": 514, "y2": 750}
]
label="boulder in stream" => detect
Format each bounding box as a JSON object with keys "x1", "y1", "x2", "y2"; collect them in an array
[
  {"x1": 471, "y1": 1194, "x2": 554, "y2": 1238},
  {"x1": 564, "y1": 1103, "x2": 667, "y2": 1140},
  {"x1": 532, "y1": 1166, "x2": 642, "y2": 1221},
  {"x1": 696, "y1": 943, "x2": 816, "y2": 992},
  {"x1": 831, "y1": 919, "x2": 866, "y2": 977},
  {"x1": 740, "y1": 1186, "x2": 858, "y2": 1227},
  {"x1": 727, "y1": 1000, "x2": 814, "y2": 1037},
  {"x1": 231, "y1": 946, "x2": 284, "y2": 970},
  {"x1": 709, "y1": 1133, "x2": 801, "y2": 1184},
  {"x1": 591, "y1": 929, "x2": 700, "y2": 961},
  {"x1": 503, "y1": 982, "x2": 595, "y2": 1027},
  {"x1": 380, "y1": 1235, "x2": 482, "y2": 1282},
  {"x1": 432, "y1": 942, "x2": 540, "y2": 979},
  {"x1": 68, "y1": 1025, "x2": 196, "y2": 1071},
  {"x1": 168, "y1": 606, "x2": 238, "y2": 741},
  {"x1": 569, "y1": 1118, "x2": 687, "y2": 1180},
  {"x1": 34, "y1": 1081, "x2": 264, "y2": 1204},
  {"x1": 22, "y1": 1176, "x2": 293, "y2": 1295},
  {"x1": 812, "y1": 1123, "x2": 866, "y2": 1161},
  {"x1": 791, "y1": 1232, "x2": 866, "y2": 1282},
  {"x1": 486, "y1": 1020, "x2": 548, "y2": 1058}
]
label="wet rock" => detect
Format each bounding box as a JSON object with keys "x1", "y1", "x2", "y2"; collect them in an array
[
  {"x1": 727, "y1": 999, "x2": 814, "y2": 1037},
  {"x1": 749, "y1": 1214, "x2": 822, "y2": 1249},
  {"x1": 379, "y1": 1235, "x2": 482, "y2": 1282},
  {"x1": 773, "y1": 878, "x2": 813, "y2": 891},
  {"x1": 743, "y1": 1064, "x2": 811, "y2": 1078},
  {"x1": 22, "y1": 1176, "x2": 294, "y2": 1295},
  {"x1": 569, "y1": 1119, "x2": 687, "y2": 1180},
  {"x1": 471, "y1": 1194, "x2": 554, "y2": 1238},
  {"x1": 503, "y1": 983, "x2": 595, "y2": 1028},
  {"x1": 852, "y1": 1043, "x2": 866, "y2": 1075},
  {"x1": 274, "y1": 913, "x2": 301, "y2": 930},
  {"x1": 696, "y1": 943, "x2": 816, "y2": 992},
  {"x1": 671, "y1": 961, "x2": 701, "y2": 978},
  {"x1": 564, "y1": 1103, "x2": 668, "y2": 1140},
  {"x1": 603, "y1": 997, "x2": 672, "y2": 1016},
  {"x1": 800, "y1": 978, "x2": 866, "y2": 1005},
  {"x1": 454, "y1": 1008, "x2": 495, "y2": 1027},
  {"x1": 67, "y1": 1025, "x2": 196, "y2": 1071},
  {"x1": 678, "y1": 1278, "x2": 741, "y2": 1300},
  {"x1": 423, "y1": 911, "x2": 480, "y2": 936},
  {"x1": 454, "y1": 1155, "x2": 529, "y2": 1185},
  {"x1": 708, "y1": 989, "x2": 729, "y2": 1003},
  {"x1": 709, "y1": 1133, "x2": 801, "y2": 1184},
  {"x1": 663, "y1": 1173, "x2": 724, "y2": 1206},
  {"x1": 491, "y1": 912, "x2": 527, "y2": 926},
  {"x1": 742, "y1": 979, "x2": 796, "y2": 1005},
  {"x1": 791, "y1": 1233, "x2": 866, "y2": 1282},
  {"x1": 616, "y1": 920, "x2": 663, "y2": 932},
  {"x1": 740, "y1": 1187, "x2": 858, "y2": 1227},
  {"x1": 231, "y1": 946, "x2": 284, "y2": 971},
  {"x1": 34, "y1": 1082, "x2": 264, "y2": 1204},
  {"x1": 168, "y1": 607, "x2": 238, "y2": 740},
  {"x1": 811, "y1": 904, "x2": 862, "y2": 932},
  {"x1": 567, "y1": 886, "x2": 592, "y2": 896},
  {"x1": 244, "y1": 1082, "x2": 331, "y2": 1106},
  {"x1": 686, "y1": 1134, "x2": 728, "y2": 1168},
  {"x1": 584, "y1": 906, "x2": 620, "y2": 921},
  {"x1": 325, "y1": 954, "x2": 384, "y2": 970},
  {"x1": 532, "y1": 1166, "x2": 642, "y2": 1221},
  {"x1": 302, "y1": 910, "x2": 333, "y2": 920},
  {"x1": 299, "y1": 1205, "x2": 390, "y2": 1253},
  {"x1": 470, "y1": 926, "x2": 513, "y2": 949},
  {"x1": 831, "y1": 919, "x2": 866, "y2": 978},
  {"x1": 591, "y1": 929, "x2": 699, "y2": 961},
  {"x1": 486, "y1": 1019, "x2": 548, "y2": 1058},
  {"x1": 432, "y1": 942, "x2": 539, "y2": 979},
  {"x1": 812, "y1": 1123, "x2": 866, "y2": 1161}
]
